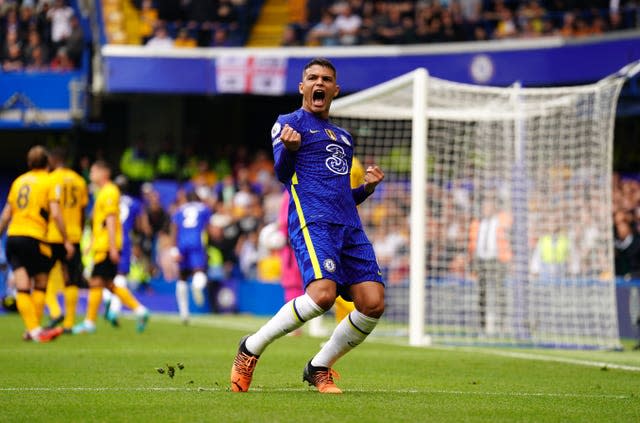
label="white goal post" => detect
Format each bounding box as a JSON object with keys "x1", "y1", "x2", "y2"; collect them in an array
[{"x1": 331, "y1": 61, "x2": 640, "y2": 349}]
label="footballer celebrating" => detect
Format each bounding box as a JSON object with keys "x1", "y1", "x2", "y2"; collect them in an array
[{"x1": 231, "y1": 58, "x2": 385, "y2": 394}]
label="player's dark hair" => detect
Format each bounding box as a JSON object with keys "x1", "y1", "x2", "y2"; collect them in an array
[
  {"x1": 186, "y1": 191, "x2": 200, "y2": 202},
  {"x1": 49, "y1": 146, "x2": 68, "y2": 161},
  {"x1": 27, "y1": 145, "x2": 49, "y2": 170},
  {"x1": 303, "y1": 57, "x2": 336, "y2": 77}
]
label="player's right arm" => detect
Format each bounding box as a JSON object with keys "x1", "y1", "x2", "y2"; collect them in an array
[
  {"x1": 272, "y1": 116, "x2": 301, "y2": 183},
  {"x1": 0, "y1": 180, "x2": 18, "y2": 235},
  {"x1": 0, "y1": 203, "x2": 12, "y2": 236}
]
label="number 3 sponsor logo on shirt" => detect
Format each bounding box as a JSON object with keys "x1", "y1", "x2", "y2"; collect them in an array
[{"x1": 325, "y1": 144, "x2": 349, "y2": 175}]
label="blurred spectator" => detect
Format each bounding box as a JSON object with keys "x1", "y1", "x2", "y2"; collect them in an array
[
  {"x1": 306, "y1": 11, "x2": 338, "y2": 46},
  {"x1": 615, "y1": 220, "x2": 640, "y2": 278},
  {"x1": 211, "y1": 26, "x2": 235, "y2": 47},
  {"x1": 375, "y1": 4, "x2": 404, "y2": 44},
  {"x1": 2, "y1": 40, "x2": 23, "y2": 71},
  {"x1": 174, "y1": 28, "x2": 197, "y2": 47},
  {"x1": 493, "y1": 7, "x2": 518, "y2": 39},
  {"x1": 145, "y1": 24, "x2": 174, "y2": 48},
  {"x1": 120, "y1": 139, "x2": 155, "y2": 194},
  {"x1": 65, "y1": 14, "x2": 83, "y2": 65},
  {"x1": 154, "y1": 140, "x2": 179, "y2": 180},
  {"x1": 468, "y1": 199, "x2": 512, "y2": 332},
  {"x1": 23, "y1": 29, "x2": 49, "y2": 65},
  {"x1": 208, "y1": 212, "x2": 241, "y2": 278},
  {"x1": 138, "y1": 0, "x2": 158, "y2": 43},
  {"x1": 47, "y1": 0, "x2": 74, "y2": 52},
  {"x1": 49, "y1": 46, "x2": 73, "y2": 70},
  {"x1": 145, "y1": 188, "x2": 171, "y2": 241},
  {"x1": 334, "y1": 4, "x2": 361, "y2": 45},
  {"x1": 281, "y1": 24, "x2": 303, "y2": 46},
  {"x1": 25, "y1": 44, "x2": 48, "y2": 70}
]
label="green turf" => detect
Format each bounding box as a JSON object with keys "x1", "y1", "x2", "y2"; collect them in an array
[{"x1": 1, "y1": 313, "x2": 639, "y2": 423}]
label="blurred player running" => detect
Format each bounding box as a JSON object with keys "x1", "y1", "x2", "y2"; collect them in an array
[
  {"x1": 102, "y1": 175, "x2": 151, "y2": 326},
  {"x1": 0, "y1": 146, "x2": 72, "y2": 342},
  {"x1": 170, "y1": 191, "x2": 212, "y2": 323},
  {"x1": 231, "y1": 58, "x2": 385, "y2": 394},
  {"x1": 44, "y1": 147, "x2": 88, "y2": 333},
  {"x1": 73, "y1": 160, "x2": 149, "y2": 334}
]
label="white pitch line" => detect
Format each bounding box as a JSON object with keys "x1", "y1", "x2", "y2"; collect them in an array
[
  {"x1": 108, "y1": 315, "x2": 640, "y2": 373},
  {"x1": 0, "y1": 386, "x2": 631, "y2": 399},
  {"x1": 444, "y1": 348, "x2": 640, "y2": 373}
]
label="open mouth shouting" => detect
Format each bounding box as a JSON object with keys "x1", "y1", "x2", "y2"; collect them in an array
[{"x1": 312, "y1": 89, "x2": 326, "y2": 108}]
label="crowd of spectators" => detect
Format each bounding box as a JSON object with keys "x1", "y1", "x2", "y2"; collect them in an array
[
  {"x1": 83, "y1": 144, "x2": 640, "y2": 292},
  {"x1": 613, "y1": 173, "x2": 640, "y2": 278},
  {"x1": 283, "y1": 0, "x2": 639, "y2": 46},
  {"x1": 0, "y1": 0, "x2": 85, "y2": 72},
  {"x1": 132, "y1": 0, "x2": 250, "y2": 48},
  {"x1": 72, "y1": 143, "x2": 285, "y2": 290}
]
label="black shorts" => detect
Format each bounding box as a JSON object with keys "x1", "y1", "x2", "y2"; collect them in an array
[
  {"x1": 50, "y1": 243, "x2": 84, "y2": 284},
  {"x1": 92, "y1": 256, "x2": 118, "y2": 280},
  {"x1": 5, "y1": 236, "x2": 53, "y2": 277}
]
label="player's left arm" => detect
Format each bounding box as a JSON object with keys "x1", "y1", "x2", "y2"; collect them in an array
[
  {"x1": 352, "y1": 165, "x2": 384, "y2": 205},
  {"x1": 50, "y1": 199, "x2": 75, "y2": 259},
  {"x1": 105, "y1": 213, "x2": 120, "y2": 263}
]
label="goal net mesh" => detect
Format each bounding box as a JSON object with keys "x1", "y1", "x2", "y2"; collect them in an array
[{"x1": 331, "y1": 72, "x2": 624, "y2": 349}]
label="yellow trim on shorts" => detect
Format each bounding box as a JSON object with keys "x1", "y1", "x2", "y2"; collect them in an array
[{"x1": 290, "y1": 173, "x2": 322, "y2": 280}]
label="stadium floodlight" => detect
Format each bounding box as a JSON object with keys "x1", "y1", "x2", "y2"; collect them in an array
[{"x1": 331, "y1": 60, "x2": 640, "y2": 349}]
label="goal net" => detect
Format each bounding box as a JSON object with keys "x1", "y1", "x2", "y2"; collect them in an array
[{"x1": 330, "y1": 64, "x2": 638, "y2": 349}]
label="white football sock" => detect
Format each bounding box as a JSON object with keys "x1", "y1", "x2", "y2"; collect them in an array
[
  {"x1": 191, "y1": 271, "x2": 207, "y2": 306},
  {"x1": 311, "y1": 310, "x2": 379, "y2": 368},
  {"x1": 245, "y1": 293, "x2": 325, "y2": 355},
  {"x1": 176, "y1": 280, "x2": 189, "y2": 321},
  {"x1": 109, "y1": 296, "x2": 122, "y2": 315}
]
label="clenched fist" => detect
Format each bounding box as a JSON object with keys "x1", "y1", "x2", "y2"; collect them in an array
[
  {"x1": 281, "y1": 124, "x2": 301, "y2": 152},
  {"x1": 364, "y1": 165, "x2": 384, "y2": 194}
]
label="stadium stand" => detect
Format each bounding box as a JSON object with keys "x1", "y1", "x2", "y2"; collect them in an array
[
  {"x1": 100, "y1": 0, "x2": 264, "y2": 47},
  {"x1": 95, "y1": 0, "x2": 640, "y2": 47},
  {"x1": 0, "y1": 0, "x2": 91, "y2": 70}
]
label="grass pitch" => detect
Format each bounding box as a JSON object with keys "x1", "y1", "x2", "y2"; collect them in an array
[{"x1": 1, "y1": 313, "x2": 639, "y2": 423}]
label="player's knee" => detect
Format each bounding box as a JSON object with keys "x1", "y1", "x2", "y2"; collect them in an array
[
  {"x1": 307, "y1": 290, "x2": 335, "y2": 311},
  {"x1": 358, "y1": 300, "x2": 385, "y2": 319}
]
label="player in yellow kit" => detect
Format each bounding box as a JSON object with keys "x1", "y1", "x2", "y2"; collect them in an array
[
  {"x1": 73, "y1": 160, "x2": 149, "y2": 334},
  {"x1": 0, "y1": 146, "x2": 73, "y2": 342},
  {"x1": 44, "y1": 147, "x2": 89, "y2": 332}
]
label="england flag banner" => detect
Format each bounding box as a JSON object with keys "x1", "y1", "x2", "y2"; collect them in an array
[{"x1": 216, "y1": 56, "x2": 288, "y2": 95}]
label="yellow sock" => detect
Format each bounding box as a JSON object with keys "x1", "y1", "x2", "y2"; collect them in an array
[
  {"x1": 86, "y1": 287, "x2": 103, "y2": 323},
  {"x1": 16, "y1": 292, "x2": 40, "y2": 332},
  {"x1": 113, "y1": 286, "x2": 141, "y2": 311},
  {"x1": 45, "y1": 282, "x2": 62, "y2": 321},
  {"x1": 335, "y1": 296, "x2": 355, "y2": 322},
  {"x1": 32, "y1": 289, "x2": 46, "y2": 325},
  {"x1": 63, "y1": 286, "x2": 79, "y2": 329}
]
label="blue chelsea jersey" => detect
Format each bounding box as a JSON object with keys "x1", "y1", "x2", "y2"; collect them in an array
[
  {"x1": 120, "y1": 195, "x2": 142, "y2": 248},
  {"x1": 172, "y1": 201, "x2": 212, "y2": 249},
  {"x1": 272, "y1": 108, "x2": 370, "y2": 235}
]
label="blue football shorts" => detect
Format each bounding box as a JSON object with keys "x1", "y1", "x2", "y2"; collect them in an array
[
  {"x1": 289, "y1": 221, "x2": 384, "y2": 301},
  {"x1": 178, "y1": 245, "x2": 208, "y2": 272}
]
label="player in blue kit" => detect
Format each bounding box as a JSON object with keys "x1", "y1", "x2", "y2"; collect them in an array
[
  {"x1": 102, "y1": 175, "x2": 149, "y2": 326},
  {"x1": 171, "y1": 192, "x2": 212, "y2": 323},
  {"x1": 231, "y1": 57, "x2": 385, "y2": 394}
]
